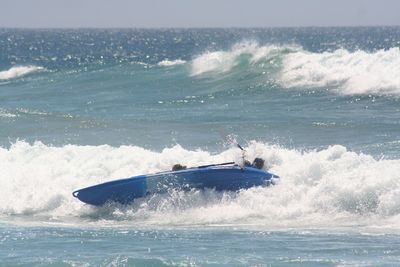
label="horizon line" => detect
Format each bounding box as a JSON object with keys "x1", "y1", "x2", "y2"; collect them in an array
[{"x1": 1, "y1": 25, "x2": 400, "y2": 30}]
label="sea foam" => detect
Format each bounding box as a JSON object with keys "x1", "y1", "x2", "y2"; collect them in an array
[
  {"x1": 191, "y1": 42, "x2": 400, "y2": 95},
  {"x1": 0, "y1": 65, "x2": 44, "y2": 80},
  {"x1": 157, "y1": 59, "x2": 186, "y2": 67},
  {"x1": 191, "y1": 41, "x2": 290, "y2": 76},
  {"x1": 1, "y1": 141, "x2": 400, "y2": 229},
  {"x1": 280, "y1": 47, "x2": 400, "y2": 95}
]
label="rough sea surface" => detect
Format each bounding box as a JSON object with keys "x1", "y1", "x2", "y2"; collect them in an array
[{"x1": 1, "y1": 28, "x2": 400, "y2": 266}]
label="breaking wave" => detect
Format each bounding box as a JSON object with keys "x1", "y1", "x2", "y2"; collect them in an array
[
  {"x1": 280, "y1": 47, "x2": 400, "y2": 95},
  {"x1": 191, "y1": 41, "x2": 293, "y2": 76},
  {"x1": 1, "y1": 141, "x2": 400, "y2": 229},
  {"x1": 0, "y1": 65, "x2": 44, "y2": 80},
  {"x1": 191, "y1": 42, "x2": 400, "y2": 95}
]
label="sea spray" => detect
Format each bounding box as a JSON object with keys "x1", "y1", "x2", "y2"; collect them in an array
[
  {"x1": 191, "y1": 42, "x2": 400, "y2": 95},
  {"x1": 280, "y1": 47, "x2": 400, "y2": 95},
  {"x1": 191, "y1": 41, "x2": 293, "y2": 76},
  {"x1": 1, "y1": 141, "x2": 400, "y2": 229},
  {"x1": 157, "y1": 59, "x2": 186, "y2": 67}
]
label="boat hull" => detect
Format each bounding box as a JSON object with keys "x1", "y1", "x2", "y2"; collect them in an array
[{"x1": 73, "y1": 164, "x2": 278, "y2": 206}]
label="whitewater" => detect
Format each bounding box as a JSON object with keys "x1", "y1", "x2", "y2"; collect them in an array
[
  {"x1": 1, "y1": 140, "x2": 400, "y2": 230},
  {"x1": 0, "y1": 65, "x2": 44, "y2": 81},
  {"x1": 1, "y1": 28, "x2": 400, "y2": 266},
  {"x1": 190, "y1": 41, "x2": 400, "y2": 95}
]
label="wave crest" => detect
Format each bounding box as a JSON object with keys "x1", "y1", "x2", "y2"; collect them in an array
[
  {"x1": 280, "y1": 47, "x2": 400, "y2": 95},
  {"x1": 191, "y1": 41, "x2": 293, "y2": 76},
  {"x1": 0, "y1": 65, "x2": 44, "y2": 80},
  {"x1": 191, "y1": 42, "x2": 400, "y2": 95}
]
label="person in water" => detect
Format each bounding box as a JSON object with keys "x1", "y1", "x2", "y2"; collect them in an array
[
  {"x1": 252, "y1": 157, "x2": 265, "y2": 169},
  {"x1": 172, "y1": 164, "x2": 187, "y2": 171},
  {"x1": 244, "y1": 157, "x2": 265, "y2": 169}
]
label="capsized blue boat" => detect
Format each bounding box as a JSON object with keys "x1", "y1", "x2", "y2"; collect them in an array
[{"x1": 73, "y1": 162, "x2": 279, "y2": 206}]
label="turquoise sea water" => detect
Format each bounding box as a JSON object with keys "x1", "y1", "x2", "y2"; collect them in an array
[
  {"x1": 2, "y1": 226, "x2": 400, "y2": 266},
  {"x1": 1, "y1": 28, "x2": 400, "y2": 266}
]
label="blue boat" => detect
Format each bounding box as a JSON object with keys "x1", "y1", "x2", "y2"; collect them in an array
[{"x1": 73, "y1": 161, "x2": 279, "y2": 206}]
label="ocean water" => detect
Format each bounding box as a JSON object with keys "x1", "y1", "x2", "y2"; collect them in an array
[{"x1": 1, "y1": 27, "x2": 400, "y2": 266}]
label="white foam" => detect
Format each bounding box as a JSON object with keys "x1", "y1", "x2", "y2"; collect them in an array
[
  {"x1": 191, "y1": 41, "x2": 400, "y2": 95},
  {"x1": 0, "y1": 108, "x2": 17, "y2": 118},
  {"x1": 157, "y1": 59, "x2": 186, "y2": 67},
  {"x1": 191, "y1": 41, "x2": 288, "y2": 76},
  {"x1": 280, "y1": 47, "x2": 400, "y2": 95},
  {"x1": 0, "y1": 65, "x2": 44, "y2": 80},
  {"x1": 0, "y1": 108, "x2": 49, "y2": 119},
  {"x1": 1, "y1": 141, "x2": 400, "y2": 230}
]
